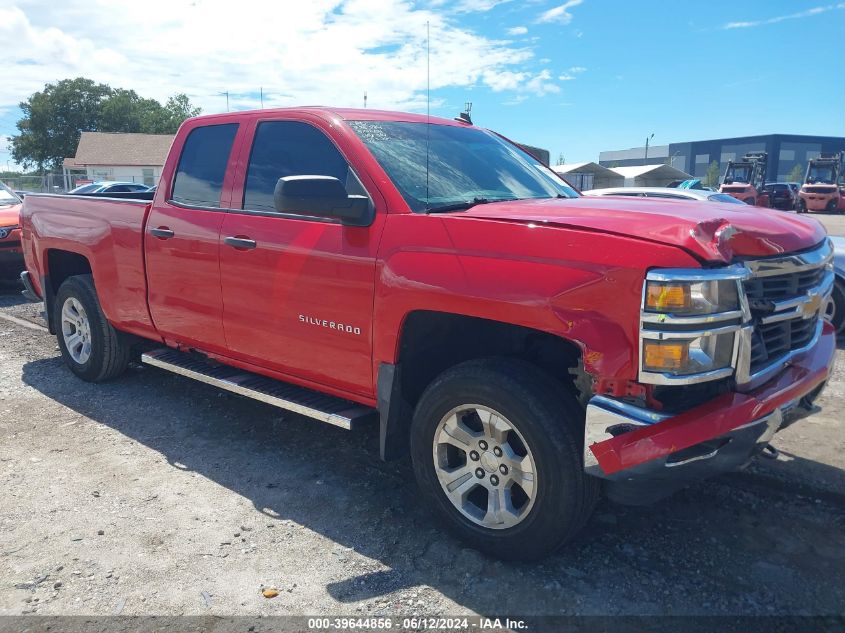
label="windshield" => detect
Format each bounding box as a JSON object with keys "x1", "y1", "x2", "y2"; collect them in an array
[
  {"x1": 707, "y1": 193, "x2": 747, "y2": 205},
  {"x1": 348, "y1": 121, "x2": 577, "y2": 212},
  {"x1": 0, "y1": 182, "x2": 21, "y2": 206},
  {"x1": 807, "y1": 166, "x2": 836, "y2": 184},
  {"x1": 724, "y1": 165, "x2": 751, "y2": 184},
  {"x1": 70, "y1": 183, "x2": 101, "y2": 194}
]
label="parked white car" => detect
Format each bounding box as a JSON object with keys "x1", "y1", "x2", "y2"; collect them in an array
[{"x1": 584, "y1": 187, "x2": 748, "y2": 205}]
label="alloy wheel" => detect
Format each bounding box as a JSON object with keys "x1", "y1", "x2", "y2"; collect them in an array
[
  {"x1": 432, "y1": 405, "x2": 537, "y2": 530},
  {"x1": 61, "y1": 297, "x2": 92, "y2": 364}
]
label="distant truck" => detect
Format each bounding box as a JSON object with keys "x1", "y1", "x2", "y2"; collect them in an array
[
  {"x1": 18, "y1": 107, "x2": 837, "y2": 560},
  {"x1": 719, "y1": 152, "x2": 771, "y2": 207},
  {"x1": 797, "y1": 153, "x2": 844, "y2": 214}
]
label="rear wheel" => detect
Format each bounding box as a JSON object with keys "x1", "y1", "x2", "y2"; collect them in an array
[
  {"x1": 55, "y1": 275, "x2": 131, "y2": 382},
  {"x1": 826, "y1": 199, "x2": 839, "y2": 214},
  {"x1": 410, "y1": 358, "x2": 599, "y2": 561}
]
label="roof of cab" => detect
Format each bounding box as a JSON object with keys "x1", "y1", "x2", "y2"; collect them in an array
[{"x1": 182, "y1": 107, "x2": 469, "y2": 128}]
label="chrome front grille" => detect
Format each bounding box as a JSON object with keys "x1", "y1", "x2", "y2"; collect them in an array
[
  {"x1": 738, "y1": 240, "x2": 834, "y2": 388},
  {"x1": 744, "y1": 267, "x2": 826, "y2": 302}
]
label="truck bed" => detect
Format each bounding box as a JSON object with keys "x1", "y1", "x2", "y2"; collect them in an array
[{"x1": 21, "y1": 193, "x2": 158, "y2": 339}]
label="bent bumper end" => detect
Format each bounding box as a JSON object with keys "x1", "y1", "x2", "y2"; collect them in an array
[
  {"x1": 20, "y1": 270, "x2": 41, "y2": 303},
  {"x1": 584, "y1": 323, "x2": 835, "y2": 503}
]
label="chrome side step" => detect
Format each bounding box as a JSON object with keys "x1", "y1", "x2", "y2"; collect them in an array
[{"x1": 141, "y1": 348, "x2": 377, "y2": 430}]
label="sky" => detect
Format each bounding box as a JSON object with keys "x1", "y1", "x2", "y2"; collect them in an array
[{"x1": 1, "y1": 0, "x2": 844, "y2": 170}]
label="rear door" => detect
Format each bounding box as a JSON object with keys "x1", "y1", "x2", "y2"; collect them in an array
[
  {"x1": 144, "y1": 122, "x2": 239, "y2": 353},
  {"x1": 218, "y1": 117, "x2": 385, "y2": 397}
]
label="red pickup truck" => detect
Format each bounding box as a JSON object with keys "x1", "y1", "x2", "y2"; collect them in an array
[{"x1": 19, "y1": 108, "x2": 836, "y2": 560}]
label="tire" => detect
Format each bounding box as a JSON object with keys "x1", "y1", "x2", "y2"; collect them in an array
[
  {"x1": 55, "y1": 274, "x2": 131, "y2": 382},
  {"x1": 746, "y1": 198, "x2": 756, "y2": 206},
  {"x1": 797, "y1": 199, "x2": 807, "y2": 213},
  {"x1": 826, "y1": 280, "x2": 845, "y2": 336},
  {"x1": 826, "y1": 199, "x2": 838, "y2": 214},
  {"x1": 410, "y1": 358, "x2": 599, "y2": 561}
]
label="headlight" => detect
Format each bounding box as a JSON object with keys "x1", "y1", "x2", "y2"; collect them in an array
[
  {"x1": 642, "y1": 330, "x2": 736, "y2": 376},
  {"x1": 644, "y1": 279, "x2": 739, "y2": 315},
  {"x1": 639, "y1": 268, "x2": 750, "y2": 385}
]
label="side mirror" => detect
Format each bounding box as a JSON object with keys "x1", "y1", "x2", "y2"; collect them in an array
[{"x1": 273, "y1": 175, "x2": 372, "y2": 226}]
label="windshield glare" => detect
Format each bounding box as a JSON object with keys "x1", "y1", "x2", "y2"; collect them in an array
[
  {"x1": 707, "y1": 193, "x2": 746, "y2": 204},
  {"x1": 348, "y1": 121, "x2": 578, "y2": 212}
]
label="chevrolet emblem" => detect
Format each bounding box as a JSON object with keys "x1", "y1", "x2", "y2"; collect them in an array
[{"x1": 801, "y1": 292, "x2": 822, "y2": 319}]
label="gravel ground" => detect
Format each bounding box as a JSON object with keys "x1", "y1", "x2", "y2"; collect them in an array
[{"x1": 1, "y1": 213, "x2": 844, "y2": 618}]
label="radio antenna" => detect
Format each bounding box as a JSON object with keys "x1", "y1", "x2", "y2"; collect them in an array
[{"x1": 425, "y1": 20, "x2": 431, "y2": 211}]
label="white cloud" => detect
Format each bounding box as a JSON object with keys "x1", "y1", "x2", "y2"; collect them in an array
[
  {"x1": 722, "y1": 2, "x2": 845, "y2": 28},
  {"x1": 0, "y1": 0, "x2": 558, "y2": 125},
  {"x1": 453, "y1": 0, "x2": 513, "y2": 11},
  {"x1": 569, "y1": 66, "x2": 587, "y2": 73},
  {"x1": 502, "y1": 95, "x2": 528, "y2": 106},
  {"x1": 537, "y1": 0, "x2": 583, "y2": 24},
  {"x1": 524, "y1": 70, "x2": 559, "y2": 95},
  {"x1": 557, "y1": 74, "x2": 575, "y2": 81},
  {"x1": 507, "y1": 25, "x2": 528, "y2": 35}
]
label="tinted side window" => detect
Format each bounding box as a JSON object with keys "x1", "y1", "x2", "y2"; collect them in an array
[
  {"x1": 243, "y1": 121, "x2": 352, "y2": 213},
  {"x1": 171, "y1": 123, "x2": 238, "y2": 207}
]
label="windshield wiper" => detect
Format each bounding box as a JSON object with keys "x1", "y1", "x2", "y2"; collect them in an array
[{"x1": 425, "y1": 197, "x2": 495, "y2": 214}]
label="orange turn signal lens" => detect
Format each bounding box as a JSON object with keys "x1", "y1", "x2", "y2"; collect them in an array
[
  {"x1": 643, "y1": 341, "x2": 689, "y2": 372},
  {"x1": 645, "y1": 283, "x2": 690, "y2": 312}
]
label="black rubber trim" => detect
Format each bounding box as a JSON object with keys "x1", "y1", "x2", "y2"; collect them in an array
[{"x1": 377, "y1": 362, "x2": 413, "y2": 461}]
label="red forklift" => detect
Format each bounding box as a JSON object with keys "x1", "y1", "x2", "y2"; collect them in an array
[
  {"x1": 797, "y1": 152, "x2": 844, "y2": 213},
  {"x1": 719, "y1": 152, "x2": 771, "y2": 207}
]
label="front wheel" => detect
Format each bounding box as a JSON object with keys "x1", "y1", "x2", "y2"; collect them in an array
[
  {"x1": 55, "y1": 274, "x2": 131, "y2": 382},
  {"x1": 746, "y1": 197, "x2": 756, "y2": 206},
  {"x1": 797, "y1": 199, "x2": 807, "y2": 213},
  {"x1": 826, "y1": 280, "x2": 845, "y2": 336},
  {"x1": 410, "y1": 358, "x2": 598, "y2": 561}
]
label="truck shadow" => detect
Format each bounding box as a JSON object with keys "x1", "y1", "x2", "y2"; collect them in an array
[{"x1": 20, "y1": 357, "x2": 845, "y2": 615}]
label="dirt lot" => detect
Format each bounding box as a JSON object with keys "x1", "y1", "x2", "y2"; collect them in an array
[{"x1": 1, "y1": 211, "x2": 844, "y2": 618}]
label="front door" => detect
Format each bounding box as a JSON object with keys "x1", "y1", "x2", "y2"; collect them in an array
[
  {"x1": 145, "y1": 122, "x2": 239, "y2": 353},
  {"x1": 218, "y1": 119, "x2": 383, "y2": 398}
]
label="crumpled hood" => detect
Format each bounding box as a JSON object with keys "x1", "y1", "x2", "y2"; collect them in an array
[
  {"x1": 458, "y1": 196, "x2": 827, "y2": 263},
  {"x1": 0, "y1": 203, "x2": 21, "y2": 228}
]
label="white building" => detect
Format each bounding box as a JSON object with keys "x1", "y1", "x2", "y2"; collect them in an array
[{"x1": 62, "y1": 132, "x2": 174, "y2": 190}]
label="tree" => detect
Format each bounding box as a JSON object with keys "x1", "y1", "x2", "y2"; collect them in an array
[
  {"x1": 10, "y1": 78, "x2": 202, "y2": 169},
  {"x1": 11, "y1": 78, "x2": 111, "y2": 170},
  {"x1": 704, "y1": 160, "x2": 721, "y2": 188},
  {"x1": 788, "y1": 163, "x2": 805, "y2": 183}
]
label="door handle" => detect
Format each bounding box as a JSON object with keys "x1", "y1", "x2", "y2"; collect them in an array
[
  {"x1": 150, "y1": 227, "x2": 174, "y2": 239},
  {"x1": 224, "y1": 236, "x2": 257, "y2": 250}
]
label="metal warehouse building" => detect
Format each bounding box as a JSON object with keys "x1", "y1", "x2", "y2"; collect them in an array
[{"x1": 599, "y1": 134, "x2": 845, "y2": 183}]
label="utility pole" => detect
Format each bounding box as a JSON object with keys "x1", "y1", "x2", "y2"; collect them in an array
[
  {"x1": 260, "y1": 87, "x2": 264, "y2": 109},
  {"x1": 218, "y1": 91, "x2": 229, "y2": 112},
  {"x1": 644, "y1": 132, "x2": 654, "y2": 162},
  {"x1": 364, "y1": 91, "x2": 367, "y2": 108}
]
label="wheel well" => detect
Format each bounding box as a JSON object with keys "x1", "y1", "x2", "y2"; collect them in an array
[
  {"x1": 397, "y1": 311, "x2": 583, "y2": 408},
  {"x1": 46, "y1": 250, "x2": 92, "y2": 294},
  {"x1": 43, "y1": 250, "x2": 92, "y2": 333}
]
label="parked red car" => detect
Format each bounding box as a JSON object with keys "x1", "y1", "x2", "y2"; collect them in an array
[
  {"x1": 19, "y1": 108, "x2": 836, "y2": 559},
  {"x1": 0, "y1": 182, "x2": 23, "y2": 280}
]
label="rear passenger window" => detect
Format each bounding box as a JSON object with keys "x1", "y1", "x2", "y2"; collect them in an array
[
  {"x1": 171, "y1": 123, "x2": 238, "y2": 207},
  {"x1": 243, "y1": 121, "x2": 360, "y2": 213}
]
